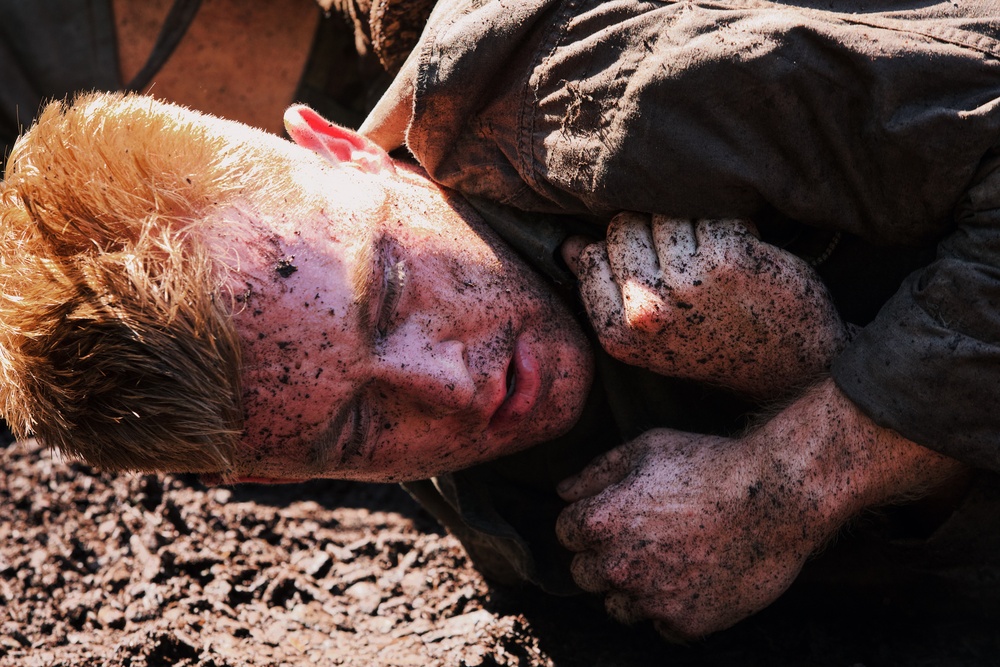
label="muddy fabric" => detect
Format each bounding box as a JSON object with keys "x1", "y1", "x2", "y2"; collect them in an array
[
  {"x1": 837, "y1": 153, "x2": 1000, "y2": 470},
  {"x1": 370, "y1": 0, "x2": 436, "y2": 73},
  {"x1": 324, "y1": 0, "x2": 435, "y2": 73},
  {"x1": 393, "y1": 0, "x2": 1000, "y2": 593},
  {"x1": 403, "y1": 0, "x2": 1000, "y2": 470}
]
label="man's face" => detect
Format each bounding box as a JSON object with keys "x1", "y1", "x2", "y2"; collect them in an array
[{"x1": 218, "y1": 145, "x2": 593, "y2": 483}]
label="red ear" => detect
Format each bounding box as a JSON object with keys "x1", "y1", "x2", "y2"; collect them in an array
[{"x1": 283, "y1": 105, "x2": 393, "y2": 174}]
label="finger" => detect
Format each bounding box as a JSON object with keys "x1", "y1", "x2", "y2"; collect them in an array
[
  {"x1": 556, "y1": 491, "x2": 622, "y2": 552},
  {"x1": 576, "y1": 243, "x2": 625, "y2": 335},
  {"x1": 740, "y1": 218, "x2": 761, "y2": 239},
  {"x1": 701, "y1": 217, "x2": 760, "y2": 239},
  {"x1": 569, "y1": 551, "x2": 612, "y2": 593},
  {"x1": 694, "y1": 218, "x2": 760, "y2": 255},
  {"x1": 557, "y1": 443, "x2": 635, "y2": 502},
  {"x1": 606, "y1": 211, "x2": 659, "y2": 286},
  {"x1": 650, "y1": 216, "x2": 697, "y2": 268},
  {"x1": 556, "y1": 499, "x2": 598, "y2": 551},
  {"x1": 619, "y1": 279, "x2": 671, "y2": 334},
  {"x1": 559, "y1": 235, "x2": 592, "y2": 277}
]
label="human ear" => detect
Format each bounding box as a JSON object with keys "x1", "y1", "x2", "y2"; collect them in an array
[{"x1": 283, "y1": 104, "x2": 394, "y2": 174}]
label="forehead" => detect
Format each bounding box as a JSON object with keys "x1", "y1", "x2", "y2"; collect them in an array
[
  {"x1": 203, "y1": 143, "x2": 389, "y2": 284},
  {"x1": 212, "y1": 191, "x2": 378, "y2": 461},
  {"x1": 212, "y1": 193, "x2": 375, "y2": 345}
]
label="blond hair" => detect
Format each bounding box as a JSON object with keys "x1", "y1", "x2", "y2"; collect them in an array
[{"x1": 0, "y1": 93, "x2": 287, "y2": 474}]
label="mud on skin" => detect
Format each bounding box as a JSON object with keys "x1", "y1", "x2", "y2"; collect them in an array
[
  {"x1": 566, "y1": 212, "x2": 848, "y2": 400},
  {"x1": 220, "y1": 167, "x2": 592, "y2": 484}
]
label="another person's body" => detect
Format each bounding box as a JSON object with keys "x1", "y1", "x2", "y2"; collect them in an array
[
  {"x1": 2, "y1": 0, "x2": 999, "y2": 641},
  {"x1": 360, "y1": 0, "x2": 1000, "y2": 636}
]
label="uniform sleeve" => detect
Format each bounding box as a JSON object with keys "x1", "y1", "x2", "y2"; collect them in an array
[
  {"x1": 410, "y1": 0, "x2": 1000, "y2": 242},
  {"x1": 834, "y1": 153, "x2": 1000, "y2": 470},
  {"x1": 408, "y1": 0, "x2": 1000, "y2": 467}
]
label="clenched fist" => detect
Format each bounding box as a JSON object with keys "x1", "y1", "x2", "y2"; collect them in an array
[
  {"x1": 555, "y1": 380, "x2": 967, "y2": 640},
  {"x1": 555, "y1": 427, "x2": 821, "y2": 640},
  {"x1": 562, "y1": 212, "x2": 846, "y2": 398}
]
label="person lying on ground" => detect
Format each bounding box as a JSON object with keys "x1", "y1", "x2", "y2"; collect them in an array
[
  {"x1": 4, "y1": 2, "x2": 998, "y2": 637},
  {"x1": 0, "y1": 82, "x2": 974, "y2": 640},
  {"x1": 359, "y1": 0, "x2": 1000, "y2": 638}
]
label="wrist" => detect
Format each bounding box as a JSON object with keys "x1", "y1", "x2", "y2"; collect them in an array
[{"x1": 752, "y1": 378, "x2": 968, "y2": 543}]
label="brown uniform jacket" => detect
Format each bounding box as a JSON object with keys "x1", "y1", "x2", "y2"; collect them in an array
[
  {"x1": 397, "y1": 0, "x2": 1000, "y2": 593},
  {"x1": 403, "y1": 0, "x2": 1000, "y2": 471}
]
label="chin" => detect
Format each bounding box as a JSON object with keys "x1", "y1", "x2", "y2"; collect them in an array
[{"x1": 521, "y1": 357, "x2": 595, "y2": 454}]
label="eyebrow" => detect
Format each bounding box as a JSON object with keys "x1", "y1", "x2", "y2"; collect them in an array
[{"x1": 310, "y1": 397, "x2": 353, "y2": 472}]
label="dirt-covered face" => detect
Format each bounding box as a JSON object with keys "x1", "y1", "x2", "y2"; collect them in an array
[{"x1": 217, "y1": 112, "x2": 593, "y2": 483}]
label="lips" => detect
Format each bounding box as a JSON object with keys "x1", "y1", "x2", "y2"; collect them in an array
[{"x1": 489, "y1": 337, "x2": 541, "y2": 431}]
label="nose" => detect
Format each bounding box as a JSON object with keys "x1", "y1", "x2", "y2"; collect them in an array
[{"x1": 376, "y1": 337, "x2": 476, "y2": 416}]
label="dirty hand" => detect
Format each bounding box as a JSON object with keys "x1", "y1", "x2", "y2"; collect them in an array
[
  {"x1": 554, "y1": 380, "x2": 967, "y2": 640},
  {"x1": 562, "y1": 212, "x2": 846, "y2": 398},
  {"x1": 554, "y1": 428, "x2": 822, "y2": 640}
]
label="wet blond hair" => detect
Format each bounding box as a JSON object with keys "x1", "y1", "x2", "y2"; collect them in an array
[{"x1": 0, "y1": 92, "x2": 292, "y2": 474}]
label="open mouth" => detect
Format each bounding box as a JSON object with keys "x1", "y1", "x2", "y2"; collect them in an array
[
  {"x1": 489, "y1": 338, "x2": 540, "y2": 431},
  {"x1": 504, "y1": 358, "x2": 517, "y2": 400}
]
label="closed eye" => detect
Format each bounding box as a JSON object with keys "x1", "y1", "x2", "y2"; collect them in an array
[{"x1": 376, "y1": 258, "x2": 406, "y2": 339}]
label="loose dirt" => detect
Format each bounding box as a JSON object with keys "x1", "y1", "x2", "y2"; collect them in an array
[{"x1": 3, "y1": 436, "x2": 999, "y2": 667}]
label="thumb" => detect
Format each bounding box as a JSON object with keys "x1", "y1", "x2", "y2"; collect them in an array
[{"x1": 557, "y1": 441, "x2": 637, "y2": 502}]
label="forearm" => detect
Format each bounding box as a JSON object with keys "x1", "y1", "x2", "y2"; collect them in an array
[{"x1": 757, "y1": 378, "x2": 969, "y2": 541}]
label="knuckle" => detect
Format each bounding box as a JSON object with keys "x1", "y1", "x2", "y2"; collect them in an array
[
  {"x1": 571, "y1": 571, "x2": 596, "y2": 594},
  {"x1": 607, "y1": 216, "x2": 629, "y2": 243},
  {"x1": 621, "y1": 284, "x2": 666, "y2": 333},
  {"x1": 609, "y1": 210, "x2": 644, "y2": 235},
  {"x1": 602, "y1": 554, "x2": 636, "y2": 590},
  {"x1": 580, "y1": 510, "x2": 608, "y2": 538},
  {"x1": 621, "y1": 301, "x2": 654, "y2": 331},
  {"x1": 569, "y1": 556, "x2": 603, "y2": 593},
  {"x1": 629, "y1": 432, "x2": 658, "y2": 452},
  {"x1": 555, "y1": 506, "x2": 579, "y2": 538},
  {"x1": 579, "y1": 503, "x2": 619, "y2": 541},
  {"x1": 580, "y1": 241, "x2": 606, "y2": 262}
]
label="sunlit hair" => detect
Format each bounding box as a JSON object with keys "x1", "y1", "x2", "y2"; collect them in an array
[{"x1": 0, "y1": 92, "x2": 294, "y2": 475}]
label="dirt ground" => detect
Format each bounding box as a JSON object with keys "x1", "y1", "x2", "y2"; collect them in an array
[{"x1": 3, "y1": 434, "x2": 1000, "y2": 667}]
